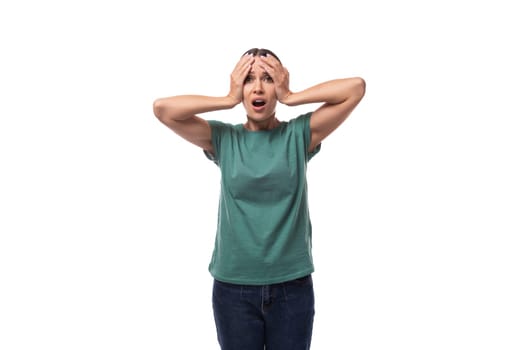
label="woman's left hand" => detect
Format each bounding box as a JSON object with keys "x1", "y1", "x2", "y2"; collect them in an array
[{"x1": 259, "y1": 55, "x2": 291, "y2": 103}]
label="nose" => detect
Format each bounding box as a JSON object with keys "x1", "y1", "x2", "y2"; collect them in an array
[{"x1": 253, "y1": 78, "x2": 264, "y2": 93}]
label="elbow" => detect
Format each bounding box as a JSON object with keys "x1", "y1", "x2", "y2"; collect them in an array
[
  {"x1": 153, "y1": 98, "x2": 166, "y2": 121},
  {"x1": 342, "y1": 77, "x2": 366, "y2": 107},
  {"x1": 354, "y1": 77, "x2": 366, "y2": 99}
]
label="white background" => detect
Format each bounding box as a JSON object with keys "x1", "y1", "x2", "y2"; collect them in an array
[{"x1": 1, "y1": 0, "x2": 524, "y2": 349}]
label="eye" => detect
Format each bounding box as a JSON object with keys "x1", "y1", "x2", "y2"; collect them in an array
[
  {"x1": 262, "y1": 74, "x2": 273, "y2": 83},
  {"x1": 244, "y1": 75, "x2": 254, "y2": 84}
]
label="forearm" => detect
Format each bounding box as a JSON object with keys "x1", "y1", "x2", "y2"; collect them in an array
[
  {"x1": 153, "y1": 94, "x2": 237, "y2": 121},
  {"x1": 281, "y1": 77, "x2": 365, "y2": 107}
]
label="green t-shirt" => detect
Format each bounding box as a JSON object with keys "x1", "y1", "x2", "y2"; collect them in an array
[{"x1": 204, "y1": 112, "x2": 320, "y2": 285}]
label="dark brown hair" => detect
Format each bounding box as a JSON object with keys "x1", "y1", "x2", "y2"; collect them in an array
[{"x1": 243, "y1": 48, "x2": 281, "y2": 63}]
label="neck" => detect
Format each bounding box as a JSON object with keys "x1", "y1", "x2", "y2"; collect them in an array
[{"x1": 244, "y1": 115, "x2": 280, "y2": 131}]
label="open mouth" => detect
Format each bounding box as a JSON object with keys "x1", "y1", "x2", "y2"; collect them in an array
[{"x1": 252, "y1": 99, "x2": 266, "y2": 107}]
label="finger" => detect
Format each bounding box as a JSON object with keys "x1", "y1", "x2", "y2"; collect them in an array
[
  {"x1": 233, "y1": 63, "x2": 253, "y2": 85},
  {"x1": 241, "y1": 56, "x2": 254, "y2": 74},
  {"x1": 257, "y1": 56, "x2": 276, "y2": 70},
  {"x1": 256, "y1": 58, "x2": 270, "y2": 71},
  {"x1": 260, "y1": 54, "x2": 280, "y2": 67},
  {"x1": 235, "y1": 53, "x2": 255, "y2": 71}
]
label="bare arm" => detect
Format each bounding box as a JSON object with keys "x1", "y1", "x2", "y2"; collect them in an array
[
  {"x1": 283, "y1": 78, "x2": 366, "y2": 152},
  {"x1": 153, "y1": 95, "x2": 236, "y2": 152},
  {"x1": 258, "y1": 55, "x2": 366, "y2": 152},
  {"x1": 153, "y1": 54, "x2": 255, "y2": 152}
]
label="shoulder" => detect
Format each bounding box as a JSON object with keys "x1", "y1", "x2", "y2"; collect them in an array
[
  {"x1": 288, "y1": 112, "x2": 313, "y2": 126},
  {"x1": 208, "y1": 119, "x2": 231, "y2": 129},
  {"x1": 286, "y1": 112, "x2": 314, "y2": 134},
  {"x1": 207, "y1": 120, "x2": 242, "y2": 136}
]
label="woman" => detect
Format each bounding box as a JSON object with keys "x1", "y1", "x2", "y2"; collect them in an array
[{"x1": 153, "y1": 48, "x2": 365, "y2": 350}]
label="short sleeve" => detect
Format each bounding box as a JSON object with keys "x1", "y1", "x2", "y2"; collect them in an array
[
  {"x1": 292, "y1": 112, "x2": 321, "y2": 161},
  {"x1": 202, "y1": 120, "x2": 227, "y2": 166}
]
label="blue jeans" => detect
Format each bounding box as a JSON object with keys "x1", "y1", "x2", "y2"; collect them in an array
[{"x1": 212, "y1": 275, "x2": 315, "y2": 350}]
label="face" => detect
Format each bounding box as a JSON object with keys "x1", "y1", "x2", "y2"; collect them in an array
[{"x1": 242, "y1": 57, "x2": 278, "y2": 121}]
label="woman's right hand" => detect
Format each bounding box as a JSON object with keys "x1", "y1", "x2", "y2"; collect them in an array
[{"x1": 228, "y1": 53, "x2": 255, "y2": 104}]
